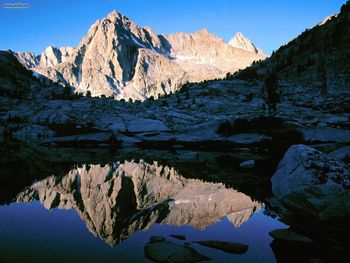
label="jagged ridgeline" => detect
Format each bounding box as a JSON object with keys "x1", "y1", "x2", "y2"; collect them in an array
[
  {"x1": 14, "y1": 11, "x2": 266, "y2": 101},
  {"x1": 232, "y1": 1, "x2": 350, "y2": 90}
]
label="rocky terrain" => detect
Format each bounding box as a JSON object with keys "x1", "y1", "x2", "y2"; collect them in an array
[
  {"x1": 1, "y1": 3, "x2": 349, "y2": 151},
  {"x1": 14, "y1": 11, "x2": 265, "y2": 100},
  {"x1": 1, "y1": 44, "x2": 349, "y2": 153},
  {"x1": 15, "y1": 160, "x2": 261, "y2": 246}
]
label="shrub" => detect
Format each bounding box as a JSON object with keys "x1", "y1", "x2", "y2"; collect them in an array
[
  {"x1": 179, "y1": 82, "x2": 190, "y2": 93},
  {"x1": 341, "y1": 1, "x2": 350, "y2": 13},
  {"x1": 243, "y1": 93, "x2": 253, "y2": 102},
  {"x1": 63, "y1": 84, "x2": 72, "y2": 97},
  {"x1": 216, "y1": 117, "x2": 284, "y2": 136},
  {"x1": 235, "y1": 67, "x2": 258, "y2": 80},
  {"x1": 216, "y1": 121, "x2": 234, "y2": 137},
  {"x1": 161, "y1": 100, "x2": 169, "y2": 107},
  {"x1": 263, "y1": 73, "x2": 280, "y2": 116}
]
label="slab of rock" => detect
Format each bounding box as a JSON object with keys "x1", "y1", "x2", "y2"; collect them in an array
[
  {"x1": 328, "y1": 146, "x2": 350, "y2": 162},
  {"x1": 227, "y1": 133, "x2": 271, "y2": 144},
  {"x1": 271, "y1": 144, "x2": 350, "y2": 221},
  {"x1": 194, "y1": 240, "x2": 248, "y2": 254},
  {"x1": 145, "y1": 239, "x2": 210, "y2": 263},
  {"x1": 42, "y1": 132, "x2": 113, "y2": 145},
  {"x1": 301, "y1": 128, "x2": 350, "y2": 143},
  {"x1": 269, "y1": 229, "x2": 313, "y2": 243}
]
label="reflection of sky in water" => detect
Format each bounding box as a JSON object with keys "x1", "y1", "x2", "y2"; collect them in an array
[{"x1": 0, "y1": 201, "x2": 286, "y2": 263}]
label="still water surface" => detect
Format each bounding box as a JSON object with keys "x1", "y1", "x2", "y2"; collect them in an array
[{"x1": 0, "y1": 147, "x2": 333, "y2": 262}]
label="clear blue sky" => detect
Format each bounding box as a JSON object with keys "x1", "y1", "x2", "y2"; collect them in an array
[{"x1": 0, "y1": 0, "x2": 346, "y2": 55}]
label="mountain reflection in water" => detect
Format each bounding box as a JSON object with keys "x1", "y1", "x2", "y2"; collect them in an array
[{"x1": 15, "y1": 160, "x2": 261, "y2": 246}]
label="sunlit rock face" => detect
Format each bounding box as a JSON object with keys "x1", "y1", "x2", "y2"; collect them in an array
[
  {"x1": 15, "y1": 11, "x2": 266, "y2": 100},
  {"x1": 37, "y1": 46, "x2": 74, "y2": 68},
  {"x1": 228, "y1": 32, "x2": 263, "y2": 55},
  {"x1": 16, "y1": 160, "x2": 261, "y2": 246},
  {"x1": 165, "y1": 29, "x2": 265, "y2": 76}
]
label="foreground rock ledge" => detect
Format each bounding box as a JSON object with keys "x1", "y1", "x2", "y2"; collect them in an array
[
  {"x1": 144, "y1": 238, "x2": 211, "y2": 263},
  {"x1": 271, "y1": 144, "x2": 350, "y2": 221}
]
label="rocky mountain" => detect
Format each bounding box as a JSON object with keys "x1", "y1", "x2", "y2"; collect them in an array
[
  {"x1": 229, "y1": 32, "x2": 263, "y2": 54},
  {"x1": 14, "y1": 11, "x2": 266, "y2": 100},
  {"x1": 16, "y1": 160, "x2": 261, "y2": 246},
  {"x1": 1, "y1": 4, "x2": 349, "y2": 155}
]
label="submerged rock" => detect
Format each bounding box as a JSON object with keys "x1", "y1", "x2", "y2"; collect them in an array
[
  {"x1": 269, "y1": 229, "x2": 313, "y2": 243},
  {"x1": 150, "y1": 236, "x2": 166, "y2": 242},
  {"x1": 145, "y1": 238, "x2": 211, "y2": 263},
  {"x1": 271, "y1": 144, "x2": 350, "y2": 221},
  {"x1": 170, "y1": 234, "x2": 186, "y2": 240},
  {"x1": 239, "y1": 159, "x2": 255, "y2": 169},
  {"x1": 194, "y1": 240, "x2": 248, "y2": 254}
]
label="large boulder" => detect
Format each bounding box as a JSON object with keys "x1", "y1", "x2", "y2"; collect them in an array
[{"x1": 271, "y1": 144, "x2": 350, "y2": 221}]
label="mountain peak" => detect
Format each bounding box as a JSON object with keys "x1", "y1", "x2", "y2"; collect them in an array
[
  {"x1": 15, "y1": 11, "x2": 266, "y2": 100},
  {"x1": 107, "y1": 10, "x2": 124, "y2": 19},
  {"x1": 196, "y1": 28, "x2": 210, "y2": 34},
  {"x1": 45, "y1": 45, "x2": 57, "y2": 52},
  {"x1": 229, "y1": 32, "x2": 263, "y2": 55}
]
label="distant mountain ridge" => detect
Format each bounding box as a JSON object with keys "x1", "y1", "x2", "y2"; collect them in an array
[{"x1": 15, "y1": 10, "x2": 266, "y2": 100}]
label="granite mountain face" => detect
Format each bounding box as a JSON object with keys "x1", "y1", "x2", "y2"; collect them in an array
[{"x1": 15, "y1": 11, "x2": 266, "y2": 100}]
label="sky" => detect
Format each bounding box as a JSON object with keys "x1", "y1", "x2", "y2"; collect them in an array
[{"x1": 0, "y1": 0, "x2": 346, "y2": 55}]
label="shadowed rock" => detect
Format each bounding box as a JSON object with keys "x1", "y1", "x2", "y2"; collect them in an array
[
  {"x1": 170, "y1": 234, "x2": 186, "y2": 240},
  {"x1": 271, "y1": 144, "x2": 350, "y2": 221},
  {"x1": 194, "y1": 240, "x2": 248, "y2": 254},
  {"x1": 269, "y1": 229, "x2": 313, "y2": 243},
  {"x1": 145, "y1": 238, "x2": 211, "y2": 263}
]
